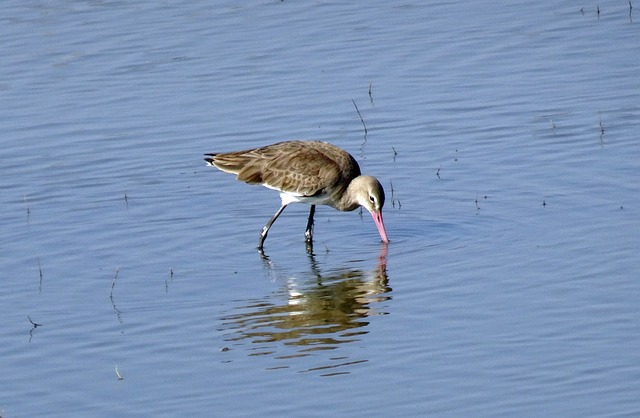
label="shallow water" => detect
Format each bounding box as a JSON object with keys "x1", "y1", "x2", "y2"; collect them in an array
[{"x1": 1, "y1": 1, "x2": 640, "y2": 417}]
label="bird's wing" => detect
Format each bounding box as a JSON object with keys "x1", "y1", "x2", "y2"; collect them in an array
[
  {"x1": 257, "y1": 146, "x2": 341, "y2": 196},
  {"x1": 209, "y1": 141, "x2": 359, "y2": 196}
]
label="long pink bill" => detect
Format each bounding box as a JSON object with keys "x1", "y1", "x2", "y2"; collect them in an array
[{"x1": 371, "y1": 211, "x2": 389, "y2": 243}]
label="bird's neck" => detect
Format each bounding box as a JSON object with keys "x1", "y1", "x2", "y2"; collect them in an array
[{"x1": 333, "y1": 176, "x2": 364, "y2": 212}]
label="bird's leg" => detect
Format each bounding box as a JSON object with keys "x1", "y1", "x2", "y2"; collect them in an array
[
  {"x1": 304, "y1": 205, "x2": 316, "y2": 244},
  {"x1": 259, "y1": 204, "x2": 287, "y2": 250}
]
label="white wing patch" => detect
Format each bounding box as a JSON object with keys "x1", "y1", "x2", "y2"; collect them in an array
[{"x1": 278, "y1": 190, "x2": 332, "y2": 206}]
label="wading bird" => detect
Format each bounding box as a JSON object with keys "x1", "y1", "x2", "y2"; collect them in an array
[{"x1": 204, "y1": 140, "x2": 389, "y2": 251}]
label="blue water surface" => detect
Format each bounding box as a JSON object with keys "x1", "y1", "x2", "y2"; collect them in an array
[{"x1": 1, "y1": 1, "x2": 639, "y2": 417}]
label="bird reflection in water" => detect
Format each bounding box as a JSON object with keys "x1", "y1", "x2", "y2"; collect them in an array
[{"x1": 219, "y1": 244, "x2": 391, "y2": 375}]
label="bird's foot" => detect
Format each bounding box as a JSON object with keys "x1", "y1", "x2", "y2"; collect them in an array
[
  {"x1": 304, "y1": 230, "x2": 313, "y2": 244},
  {"x1": 304, "y1": 238, "x2": 314, "y2": 255},
  {"x1": 258, "y1": 231, "x2": 268, "y2": 253}
]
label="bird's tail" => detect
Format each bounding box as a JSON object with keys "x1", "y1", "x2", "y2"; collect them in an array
[
  {"x1": 204, "y1": 153, "x2": 217, "y2": 167},
  {"x1": 203, "y1": 152, "x2": 261, "y2": 181}
]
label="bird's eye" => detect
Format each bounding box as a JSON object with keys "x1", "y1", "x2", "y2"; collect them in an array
[{"x1": 369, "y1": 195, "x2": 376, "y2": 203}]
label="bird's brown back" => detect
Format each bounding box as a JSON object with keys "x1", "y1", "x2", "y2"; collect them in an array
[{"x1": 208, "y1": 141, "x2": 361, "y2": 197}]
